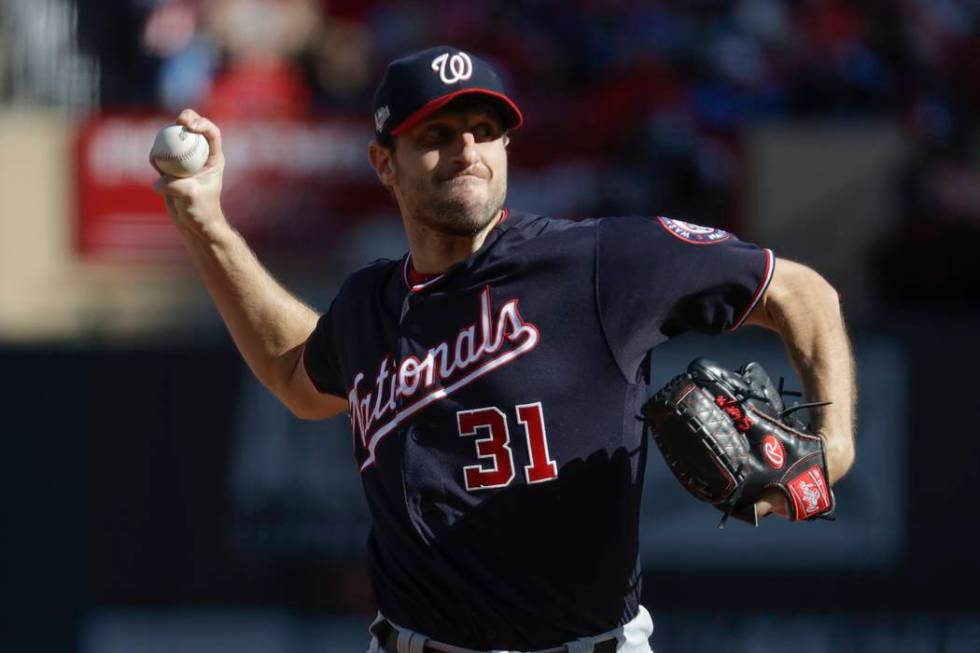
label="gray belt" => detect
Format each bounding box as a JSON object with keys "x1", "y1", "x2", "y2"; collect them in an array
[{"x1": 374, "y1": 619, "x2": 619, "y2": 653}]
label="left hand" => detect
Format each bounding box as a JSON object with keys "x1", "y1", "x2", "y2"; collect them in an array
[{"x1": 756, "y1": 488, "x2": 789, "y2": 518}]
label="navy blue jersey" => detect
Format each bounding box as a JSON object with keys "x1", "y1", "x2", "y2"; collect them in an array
[{"x1": 303, "y1": 210, "x2": 773, "y2": 650}]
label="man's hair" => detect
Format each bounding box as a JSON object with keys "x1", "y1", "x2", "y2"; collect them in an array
[{"x1": 376, "y1": 132, "x2": 395, "y2": 151}]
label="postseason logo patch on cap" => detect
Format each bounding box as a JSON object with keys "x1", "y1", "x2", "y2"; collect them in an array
[{"x1": 374, "y1": 105, "x2": 390, "y2": 133}]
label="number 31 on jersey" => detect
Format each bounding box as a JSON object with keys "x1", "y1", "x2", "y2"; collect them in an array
[{"x1": 456, "y1": 402, "x2": 559, "y2": 491}]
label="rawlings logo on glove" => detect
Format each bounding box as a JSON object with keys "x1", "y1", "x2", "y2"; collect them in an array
[{"x1": 642, "y1": 358, "x2": 835, "y2": 527}]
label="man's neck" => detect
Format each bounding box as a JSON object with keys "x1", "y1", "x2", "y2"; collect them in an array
[{"x1": 404, "y1": 209, "x2": 505, "y2": 274}]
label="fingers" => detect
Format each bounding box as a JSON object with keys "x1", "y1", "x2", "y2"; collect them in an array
[
  {"x1": 148, "y1": 152, "x2": 164, "y2": 176},
  {"x1": 175, "y1": 108, "x2": 223, "y2": 167},
  {"x1": 755, "y1": 498, "x2": 775, "y2": 518},
  {"x1": 176, "y1": 108, "x2": 201, "y2": 125},
  {"x1": 152, "y1": 175, "x2": 197, "y2": 198},
  {"x1": 755, "y1": 489, "x2": 790, "y2": 519},
  {"x1": 164, "y1": 195, "x2": 179, "y2": 221}
]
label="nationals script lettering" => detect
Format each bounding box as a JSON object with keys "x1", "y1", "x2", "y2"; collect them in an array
[{"x1": 349, "y1": 286, "x2": 540, "y2": 469}]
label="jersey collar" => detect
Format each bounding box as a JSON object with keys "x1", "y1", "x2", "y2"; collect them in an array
[{"x1": 401, "y1": 208, "x2": 510, "y2": 293}]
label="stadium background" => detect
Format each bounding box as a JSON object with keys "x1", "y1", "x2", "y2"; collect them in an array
[{"x1": 2, "y1": 1, "x2": 979, "y2": 651}]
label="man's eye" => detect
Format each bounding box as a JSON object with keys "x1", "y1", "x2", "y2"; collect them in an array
[
  {"x1": 422, "y1": 126, "x2": 450, "y2": 143},
  {"x1": 473, "y1": 123, "x2": 497, "y2": 141}
]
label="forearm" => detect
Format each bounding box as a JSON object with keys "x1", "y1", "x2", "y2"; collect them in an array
[
  {"x1": 151, "y1": 110, "x2": 345, "y2": 420},
  {"x1": 179, "y1": 214, "x2": 318, "y2": 397},
  {"x1": 755, "y1": 263, "x2": 857, "y2": 483}
]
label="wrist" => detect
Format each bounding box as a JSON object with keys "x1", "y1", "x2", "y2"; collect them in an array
[
  {"x1": 199, "y1": 211, "x2": 234, "y2": 242},
  {"x1": 178, "y1": 209, "x2": 233, "y2": 244},
  {"x1": 816, "y1": 428, "x2": 854, "y2": 485}
]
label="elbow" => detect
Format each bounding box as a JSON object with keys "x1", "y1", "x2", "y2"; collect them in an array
[
  {"x1": 821, "y1": 277, "x2": 842, "y2": 316},
  {"x1": 751, "y1": 259, "x2": 842, "y2": 331},
  {"x1": 287, "y1": 396, "x2": 347, "y2": 421},
  {"x1": 794, "y1": 263, "x2": 841, "y2": 313},
  {"x1": 267, "y1": 346, "x2": 318, "y2": 419},
  {"x1": 285, "y1": 397, "x2": 327, "y2": 421},
  {"x1": 277, "y1": 380, "x2": 347, "y2": 421},
  {"x1": 271, "y1": 380, "x2": 322, "y2": 420},
  {"x1": 273, "y1": 393, "x2": 323, "y2": 421}
]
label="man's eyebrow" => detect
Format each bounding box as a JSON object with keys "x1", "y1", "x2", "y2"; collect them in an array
[
  {"x1": 410, "y1": 118, "x2": 450, "y2": 135},
  {"x1": 413, "y1": 110, "x2": 499, "y2": 134},
  {"x1": 413, "y1": 117, "x2": 453, "y2": 132},
  {"x1": 467, "y1": 108, "x2": 500, "y2": 121}
]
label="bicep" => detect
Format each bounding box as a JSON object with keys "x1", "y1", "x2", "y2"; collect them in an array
[
  {"x1": 274, "y1": 341, "x2": 347, "y2": 420},
  {"x1": 294, "y1": 356, "x2": 347, "y2": 419}
]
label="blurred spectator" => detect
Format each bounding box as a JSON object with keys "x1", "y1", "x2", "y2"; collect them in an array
[
  {"x1": 144, "y1": 1, "x2": 215, "y2": 110},
  {"x1": 78, "y1": 0, "x2": 160, "y2": 106},
  {"x1": 307, "y1": 16, "x2": 375, "y2": 111},
  {"x1": 200, "y1": 0, "x2": 322, "y2": 120},
  {"x1": 70, "y1": 0, "x2": 980, "y2": 298},
  {"x1": 80, "y1": 0, "x2": 325, "y2": 119}
]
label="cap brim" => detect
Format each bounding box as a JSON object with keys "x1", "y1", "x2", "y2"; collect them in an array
[{"x1": 389, "y1": 88, "x2": 524, "y2": 136}]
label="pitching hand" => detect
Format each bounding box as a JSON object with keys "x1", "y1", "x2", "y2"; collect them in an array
[{"x1": 151, "y1": 109, "x2": 227, "y2": 237}]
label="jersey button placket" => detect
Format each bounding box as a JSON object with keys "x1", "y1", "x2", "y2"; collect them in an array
[{"x1": 395, "y1": 291, "x2": 416, "y2": 419}]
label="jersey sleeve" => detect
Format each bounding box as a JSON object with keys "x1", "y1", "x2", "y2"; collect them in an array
[
  {"x1": 596, "y1": 216, "x2": 774, "y2": 379},
  {"x1": 302, "y1": 300, "x2": 346, "y2": 397}
]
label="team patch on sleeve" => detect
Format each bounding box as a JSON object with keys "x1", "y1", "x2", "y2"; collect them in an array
[{"x1": 657, "y1": 216, "x2": 731, "y2": 244}]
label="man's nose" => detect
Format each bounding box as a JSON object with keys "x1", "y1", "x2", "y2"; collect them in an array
[{"x1": 455, "y1": 132, "x2": 480, "y2": 166}]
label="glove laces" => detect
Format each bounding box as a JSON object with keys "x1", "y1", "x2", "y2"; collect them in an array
[{"x1": 775, "y1": 376, "x2": 833, "y2": 421}]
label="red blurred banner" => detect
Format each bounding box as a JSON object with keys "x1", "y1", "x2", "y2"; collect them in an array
[{"x1": 75, "y1": 114, "x2": 385, "y2": 261}]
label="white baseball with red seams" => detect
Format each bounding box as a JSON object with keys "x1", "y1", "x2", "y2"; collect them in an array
[{"x1": 150, "y1": 124, "x2": 209, "y2": 177}]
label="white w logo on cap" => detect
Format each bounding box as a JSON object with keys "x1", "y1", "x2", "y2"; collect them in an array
[{"x1": 431, "y1": 52, "x2": 473, "y2": 84}]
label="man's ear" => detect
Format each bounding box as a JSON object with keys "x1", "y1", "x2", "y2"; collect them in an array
[{"x1": 368, "y1": 141, "x2": 396, "y2": 187}]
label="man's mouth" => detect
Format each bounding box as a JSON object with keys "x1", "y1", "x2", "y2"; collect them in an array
[{"x1": 440, "y1": 168, "x2": 489, "y2": 184}]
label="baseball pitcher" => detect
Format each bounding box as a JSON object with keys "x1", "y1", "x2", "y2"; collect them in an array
[{"x1": 152, "y1": 46, "x2": 856, "y2": 653}]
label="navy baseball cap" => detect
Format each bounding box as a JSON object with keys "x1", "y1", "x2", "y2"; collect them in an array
[{"x1": 372, "y1": 45, "x2": 524, "y2": 141}]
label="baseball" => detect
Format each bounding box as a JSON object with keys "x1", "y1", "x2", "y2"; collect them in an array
[{"x1": 150, "y1": 124, "x2": 209, "y2": 177}]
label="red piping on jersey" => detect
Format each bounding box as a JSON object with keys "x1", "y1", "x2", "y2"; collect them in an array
[
  {"x1": 729, "y1": 248, "x2": 774, "y2": 331},
  {"x1": 403, "y1": 258, "x2": 444, "y2": 291},
  {"x1": 406, "y1": 265, "x2": 439, "y2": 287},
  {"x1": 401, "y1": 208, "x2": 510, "y2": 292}
]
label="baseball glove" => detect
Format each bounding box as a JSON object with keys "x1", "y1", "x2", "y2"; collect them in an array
[{"x1": 643, "y1": 358, "x2": 835, "y2": 527}]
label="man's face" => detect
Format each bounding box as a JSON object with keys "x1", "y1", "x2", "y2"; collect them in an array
[{"x1": 384, "y1": 101, "x2": 509, "y2": 237}]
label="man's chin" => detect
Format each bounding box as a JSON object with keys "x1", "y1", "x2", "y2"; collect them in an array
[
  {"x1": 422, "y1": 198, "x2": 499, "y2": 237},
  {"x1": 435, "y1": 187, "x2": 491, "y2": 215}
]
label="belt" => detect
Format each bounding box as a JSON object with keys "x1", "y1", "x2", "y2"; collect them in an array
[{"x1": 375, "y1": 619, "x2": 619, "y2": 653}]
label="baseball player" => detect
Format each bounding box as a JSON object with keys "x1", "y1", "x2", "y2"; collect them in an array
[{"x1": 153, "y1": 46, "x2": 855, "y2": 653}]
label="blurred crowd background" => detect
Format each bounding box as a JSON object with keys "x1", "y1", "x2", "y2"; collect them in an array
[{"x1": 2, "y1": 1, "x2": 980, "y2": 652}]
